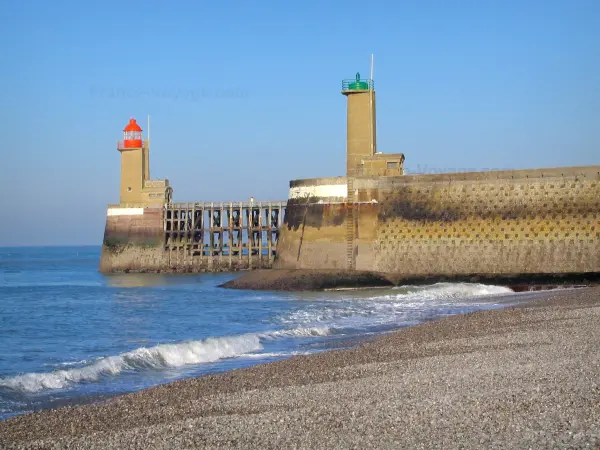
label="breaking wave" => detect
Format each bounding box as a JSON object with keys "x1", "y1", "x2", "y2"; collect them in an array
[
  {"x1": 382, "y1": 282, "x2": 512, "y2": 300},
  {"x1": 277, "y1": 282, "x2": 515, "y2": 329},
  {"x1": 0, "y1": 327, "x2": 330, "y2": 394}
]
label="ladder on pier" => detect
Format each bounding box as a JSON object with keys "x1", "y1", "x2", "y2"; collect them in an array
[{"x1": 346, "y1": 178, "x2": 355, "y2": 270}]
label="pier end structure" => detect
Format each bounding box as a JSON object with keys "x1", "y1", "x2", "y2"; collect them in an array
[
  {"x1": 273, "y1": 72, "x2": 600, "y2": 283},
  {"x1": 99, "y1": 118, "x2": 287, "y2": 273},
  {"x1": 100, "y1": 118, "x2": 172, "y2": 272}
]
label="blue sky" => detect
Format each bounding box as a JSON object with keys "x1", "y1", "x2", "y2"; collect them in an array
[{"x1": 1, "y1": 0, "x2": 598, "y2": 246}]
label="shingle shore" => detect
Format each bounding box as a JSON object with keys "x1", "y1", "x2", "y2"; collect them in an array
[{"x1": 1, "y1": 287, "x2": 599, "y2": 449}]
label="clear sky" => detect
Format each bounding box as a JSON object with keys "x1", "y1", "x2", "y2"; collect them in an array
[{"x1": 1, "y1": 0, "x2": 598, "y2": 246}]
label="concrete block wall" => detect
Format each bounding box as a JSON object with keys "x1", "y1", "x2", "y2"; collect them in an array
[
  {"x1": 277, "y1": 166, "x2": 600, "y2": 280},
  {"x1": 370, "y1": 167, "x2": 600, "y2": 276}
]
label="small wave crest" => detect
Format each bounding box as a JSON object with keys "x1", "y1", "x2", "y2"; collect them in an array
[
  {"x1": 0, "y1": 326, "x2": 331, "y2": 394},
  {"x1": 277, "y1": 283, "x2": 515, "y2": 328},
  {"x1": 260, "y1": 327, "x2": 330, "y2": 339},
  {"x1": 384, "y1": 282, "x2": 513, "y2": 300}
]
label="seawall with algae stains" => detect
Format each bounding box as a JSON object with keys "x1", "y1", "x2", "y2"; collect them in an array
[{"x1": 273, "y1": 166, "x2": 600, "y2": 281}]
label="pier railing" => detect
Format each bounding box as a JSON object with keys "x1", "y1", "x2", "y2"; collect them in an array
[{"x1": 164, "y1": 201, "x2": 286, "y2": 270}]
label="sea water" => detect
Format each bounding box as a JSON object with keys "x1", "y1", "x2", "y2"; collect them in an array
[{"x1": 0, "y1": 246, "x2": 539, "y2": 420}]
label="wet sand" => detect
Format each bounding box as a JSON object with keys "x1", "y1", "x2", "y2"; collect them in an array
[{"x1": 1, "y1": 286, "x2": 599, "y2": 449}]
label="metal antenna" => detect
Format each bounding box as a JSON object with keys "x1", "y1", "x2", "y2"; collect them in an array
[{"x1": 369, "y1": 54, "x2": 375, "y2": 155}]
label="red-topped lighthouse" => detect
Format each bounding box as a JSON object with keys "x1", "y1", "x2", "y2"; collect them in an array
[
  {"x1": 122, "y1": 118, "x2": 143, "y2": 148},
  {"x1": 114, "y1": 116, "x2": 171, "y2": 205}
]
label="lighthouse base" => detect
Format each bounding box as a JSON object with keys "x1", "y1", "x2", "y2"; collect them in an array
[{"x1": 99, "y1": 206, "x2": 166, "y2": 273}]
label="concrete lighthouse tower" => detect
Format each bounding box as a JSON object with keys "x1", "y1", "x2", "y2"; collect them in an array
[
  {"x1": 116, "y1": 118, "x2": 171, "y2": 206},
  {"x1": 341, "y1": 69, "x2": 404, "y2": 177},
  {"x1": 117, "y1": 118, "x2": 146, "y2": 204},
  {"x1": 342, "y1": 72, "x2": 377, "y2": 176}
]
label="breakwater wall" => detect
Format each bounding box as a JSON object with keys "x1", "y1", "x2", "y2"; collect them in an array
[
  {"x1": 274, "y1": 166, "x2": 600, "y2": 281},
  {"x1": 99, "y1": 201, "x2": 286, "y2": 273}
]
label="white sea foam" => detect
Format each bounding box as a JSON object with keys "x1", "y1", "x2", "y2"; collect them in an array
[
  {"x1": 386, "y1": 282, "x2": 513, "y2": 300},
  {"x1": 260, "y1": 327, "x2": 331, "y2": 339},
  {"x1": 0, "y1": 326, "x2": 331, "y2": 394},
  {"x1": 277, "y1": 283, "x2": 516, "y2": 329},
  {"x1": 240, "y1": 351, "x2": 312, "y2": 359}
]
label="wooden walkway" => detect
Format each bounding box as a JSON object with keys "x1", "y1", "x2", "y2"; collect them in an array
[{"x1": 164, "y1": 201, "x2": 286, "y2": 271}]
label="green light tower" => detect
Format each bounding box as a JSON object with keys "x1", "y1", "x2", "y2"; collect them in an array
[{"x1": 341, "y1": 72, "x2": 376, "y2": 177}]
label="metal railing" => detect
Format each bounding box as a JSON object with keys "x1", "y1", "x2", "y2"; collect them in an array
[
  {"x1": 341, "y1": 78, "x2": 374, "y2": 91},
  {"x1": 116, "y1": 140, "x2": 148, "y2": 149},
  {"x1": 171, "y1": 201, "x2": 286, "y2": 209}
]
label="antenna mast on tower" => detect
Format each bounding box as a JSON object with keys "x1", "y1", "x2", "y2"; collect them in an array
[{"x1": 369, "y1": 54, "x2": 375, "y2": 155}]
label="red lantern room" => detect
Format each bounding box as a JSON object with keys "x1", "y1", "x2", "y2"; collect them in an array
[{"x1": 122, "y1": 118, "x2": 143, "y2": 148}]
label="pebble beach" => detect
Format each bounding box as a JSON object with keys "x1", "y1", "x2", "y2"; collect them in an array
[{"x1": 1, "y1": 286, "x2": 599, "y2": 449}]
